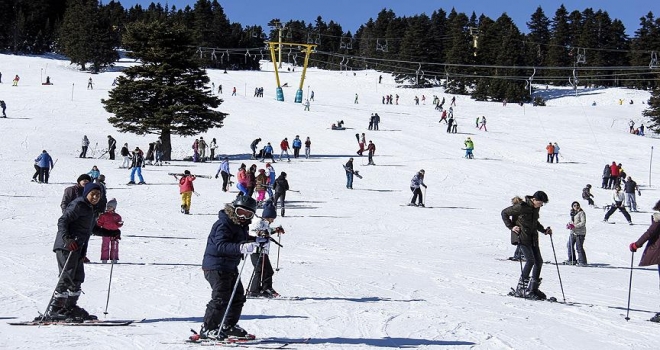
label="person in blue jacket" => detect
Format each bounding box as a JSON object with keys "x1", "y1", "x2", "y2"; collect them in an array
[
  {"x1": 259, "y1": 142, "x2": 276, "y2": 163},
  {"x1": 198, "y1": 195, "x2": 260, "y2": 340},
  {"x1": 292, "y1": 135, "x2": 302, "y2": 158},
  {"x1": 215, "y1": 157, "x2": 233, "y2": 192},
  {"x1": 35, "y1": 150, "x2": 54, "y2": 183}
]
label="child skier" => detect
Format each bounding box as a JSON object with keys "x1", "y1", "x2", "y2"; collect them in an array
[
  {"x1": 175, "y1": 170, "x2": 196, "y2": 214},
  {"x1": 96, "y1": 198, "x2": 123, "y2": 264},
  {"x1": 582, "y1": 184, "x2": 595, "y2": 207},
  {"x1": 87, "y1": 165, "x2": 101, "y2": 182},
  {"x1": 247, "y1": 200, "x2": 285, "y2": 298}
]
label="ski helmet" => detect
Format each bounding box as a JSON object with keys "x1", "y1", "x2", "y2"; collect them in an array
[{"x1": 232, "y1": 195, "x2": 257, "y2": 213}]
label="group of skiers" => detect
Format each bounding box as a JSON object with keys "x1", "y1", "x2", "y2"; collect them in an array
[
  {"x1": 545, "y1": 142, "x2": 560, "y2": 163},
  {"x1": 250, "y1": 136, "x2": 311, "y2": 162}
]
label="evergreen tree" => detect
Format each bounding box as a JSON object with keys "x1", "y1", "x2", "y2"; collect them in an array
[
  {"x1": 102, "y1": 20, "x2": 226, "y2": 161},
  {"x1": 59, "y1": 0, "x2": 118, "y2": 72},
  {"x1": 643, "y1": 87, "x2": 660, "y2": 134},
  {"x1": 546, "y1": 5, "x2": 572, "y2": 85},
  {"x1": 526, "y1": 7, "x2": 551, "y2": 71},
  {"x1": 629, "y1": 12, "x2": 660, "y2": 89},
  {"x1": 444, "y1": 9, "x2": 472, "y2": 94}
]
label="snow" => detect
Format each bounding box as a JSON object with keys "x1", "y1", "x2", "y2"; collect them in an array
[{"x1": 1, "y1": 53, "x2": 659, "y2": 349}]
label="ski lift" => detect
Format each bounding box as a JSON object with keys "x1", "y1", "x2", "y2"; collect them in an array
[
  {"x1": 210, "y1": 49, "x2": 217, "y2": 61},
  {"x1": 315, "y1": 34, "x2": 321, "y2": 45},
  {"x1": 245, "y1": 50, "x2": 252, "y2": 64},
  {"x1": 347, "y1": 39, "x2": 353, "y2": 50},
  {"x1": 650, "y1": 51, "x2": 658, "y2": 69},
  {"x1": 306, "y1": 33, "x2": 314, "y2": 44},
  {"x1": 286, "y1": 30, "x2": 292, "y2": 39},
  {"x1": 340, "y1": 38, "x2": 347, "y2": 49},
  {"x1": 196, "y1": 47, "x2": 203, "y2": 59},
  {"x1": 260, "y1": 50, "x2": 264, "y2": 60},
  {"x1": 220, "y1": 51, "x2": 225, "y2": 64},
  {"x1": 576, "y1": 48, "x2": 586, "y2": 64},
  {"x1": 251, "y1": 31, "x2": 258, "y2": 38},
  {"x1": 527, "y1": 67, "x2": 536, "y2": 96}
]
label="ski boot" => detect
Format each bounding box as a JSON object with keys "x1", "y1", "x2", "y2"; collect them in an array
[
  {"x1": 508, "y1": 277, "x2": 528, "y2": 298},
  {"x1": 36, "y1": 291, "x2": 69, "y2": 321},
  {"x1": 262, "y1": 288, "x2": 280, "y2": 298},
  {"x1": 650, "y1": 312, "x2": 660, "y2": 323},
  {"x1": 220, "y1": 324, "x2": 253, "y2": 339},
  {"x1": 65, "y1": 291, "x2": 98, "y2": 321},
  {"x1": 525, "y1": 278, "x2": 547, "y2": 300}
]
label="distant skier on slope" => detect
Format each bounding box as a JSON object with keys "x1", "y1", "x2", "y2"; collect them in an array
[{"x1": 408, "y1": 169, "x2": 427, "y2": 207}]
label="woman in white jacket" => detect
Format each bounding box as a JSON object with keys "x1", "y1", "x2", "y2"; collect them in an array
[
  {"x1": 566, "y1": 201, "x2": 587, "y2": 265},
  {"x1": 603, "y1": 186, "x2": 632, "y2": 224}
]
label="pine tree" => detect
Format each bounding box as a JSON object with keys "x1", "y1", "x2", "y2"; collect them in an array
[
  {"x1": 643, "y1": 88, "x2": 660, "y2": 134},
  {"x1": 102, "y1": 20, "x2": 226, "y2": 161},
  {"x1": 546, "y1": 5, "x2": 572, "y2": 85}
]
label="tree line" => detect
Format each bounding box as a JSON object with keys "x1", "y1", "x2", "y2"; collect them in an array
[{"x1": 1, "y1": 1, "x2": 659, "y2": 102}]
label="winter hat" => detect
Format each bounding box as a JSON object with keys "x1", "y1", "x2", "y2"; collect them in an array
[
  {"x1": 419, "y1": 169, "x2": 425, "y2": 174},
  {"x1": 532, "y1": 191, "x2": 549, "y2": 203},
  {"x1": 184, "y1": 170, "x2": 191, "y2": 175},
  {"x1": 77, "y1": 174, "x2": 92, "y2": 184},
  {"x1": 259, "y1": 169, "x2": 265, "y2": 173},
  {"x1": 83, "y1": 182, "x2": 102, "y2": 198},
  {"x1": 261, "y1": 200, "x2": 277, "y2": 219},
  {"x1": 107, "y1": 198, "x2": 117, "y2": 209},
  {"x1": 280, "y1": 171, "x2": 287, "y2": 177}
]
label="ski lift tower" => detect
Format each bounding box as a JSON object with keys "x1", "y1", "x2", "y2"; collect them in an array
[{"x1": 267, "y1": 42, "x2": 317, "y2": 102}]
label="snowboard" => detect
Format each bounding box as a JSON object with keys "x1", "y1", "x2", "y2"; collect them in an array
[{"x1": 342, "y1": 165, "x2": 362, "y2": 179}]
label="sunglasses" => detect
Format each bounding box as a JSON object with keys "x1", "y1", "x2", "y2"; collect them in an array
[
  {"x1": 235, "y1": 207, "x2": 254, "y2": 219},
  {"x1": 573, "y1": 204, "x2": 580, "y2": 207}
]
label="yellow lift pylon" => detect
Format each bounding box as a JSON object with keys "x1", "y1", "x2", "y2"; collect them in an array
[{"x1": 267, "y1": 42, "x2": 317, "y2": 102}]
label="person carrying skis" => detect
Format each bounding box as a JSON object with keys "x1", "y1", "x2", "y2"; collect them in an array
[
  {"x1": 97, "y1": 198, "x2": 123, "y2": 264},
  {"x1": 175, "y1": 170, "x2": 196, "y2": 214},
  {"x1": 501, "y1": 191, "x2": 553, "y2": 300},
  {"x1": 198, "y1": 195, "x2": 260, "y2": 340},
  {"x1": 272, "y1": 172, "x2": 289, "y2": 217},
  {"x1": 582, "y1": 184, "x2": 595, "y2": 207},
  {"x1": 565, "y1": 201, "x2": 587, "y2": 265},
  {"x1": 629, "y1": 199, "x2": 660, "y2": 323},
  {"x1": 408, "y1": 169, "x2": 427, "y2": 207},
  {"x1": 603, "y1": 186, "x2": 632, "y2": 224},
  {"x1": 215, "y1": 157, "x2": 232, "y2": 192},
  {"x1": 247, "y1": 199, "x2": 285, "y2": 298},
  {"x1": 345, "y1": 158, "x2": 355, "y2": 189},
  {"x1": 40, "y1": 183, "x2": 119, "y2": 322}
]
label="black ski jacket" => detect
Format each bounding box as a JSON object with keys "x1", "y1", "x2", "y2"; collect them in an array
[{"x1": 501, "y1": 196, "x2": 546, "y2": 247}]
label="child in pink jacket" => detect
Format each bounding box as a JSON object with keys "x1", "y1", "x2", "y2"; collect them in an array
[{"x1": 97, "y1": 198, "x2": 123, "y2": 263}]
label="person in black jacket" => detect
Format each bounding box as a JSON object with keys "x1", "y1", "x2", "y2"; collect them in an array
[
  {"x1": 198, "y1": 195, "x2": 260, "y2": 340},
  {"x1": 61, "y1": 174, "x2": 92, "y2": 213},
  {"x1": 250, "y1": 138, "x2": 261, "y2": 160},
  {"x1": 501, "y1": 191, "x2": 553, "y2": 300},
  {"x1": 41, "y1": 183, "x2": 119, "y2": 322},
  {"x1": 107, "y1": 135, "x2": 117, "y2": 160},
  {"x1": 272, "y1": 172, "x2": 289, "y2": 217}
]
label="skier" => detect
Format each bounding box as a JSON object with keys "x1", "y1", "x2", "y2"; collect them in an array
[
  {"x1": 236, "y1": 164, "x2": 248, "y2": 196},
  {"x1": 174, "y1": 170, "x2": 196, "y2": 214},
  {"x1": 303, "y1": 99, "x2": 310, "y2": 111},
  {"x1": 87, "y1": 165, "x2": 100, "y2": 182},
  {"x1": 279, "y1": 138, "x2": 291, "y2": 162},
  {"x1": 265, "y1": 163, "x2": 276, "y2": 199},
  {"x1": 601, "y1": 164, "x2": 611, "y2": 189},
  {"x1": 366, "y1": 140, "x2": 376, "y2": 165},
  {"x1": 154, "y1": 139, "x2": 163, "y2": 165},
  {"x1": 255, "y1": 169, "x2": 268, "y2": 205},
  {"x1": 80, "y1": 135, "x2": 90, "y2": 158},
  {"x1": 604, "y1": 186, "x2": 632, "y2": 224},
  {"x1": 127, "y1": 147, "x2": 146, "y2": 185},
  {"x1": 345, "y1": 158, "x2": 355, "y2": 189},
  {"x1": 545, "y1": 143, "x2": 554, "y2": 163},
  {"x1": 354, "y1": 93, "x2": 358, "y2": 104},
  {"x1": 260, "y1": 142, "x2": 276, "y2": 163},
  {"x1": 464, "y1": 137, "x2": 474, "y2": 159},
  {"x1": 506, "y1": 196, "x2": 526, "y2": 262},
  {"x1": 0, "y1": 100, "x2": 6, "y2": 117},
  {"x1": 250, "y1": 138, "x2": 261, "y2": 160},
  {"x1": 120, "y1": 143, "x2": 131, "y2": 168},
  {"x1": 198, "y1": 195, "x2": 260, "y2": 340},
  {"x1": 246, "y1": 164, "x2": 257, "y2": 197},
  {"x1": 87, "y1": 77, "x2": 93, "y2": 90},
  {"x1": 479, "y1": 116, "x2": 487, "y2": 131},
  {"x1": 247, "y1": 199, "x2": 284, "y2": 298},
  {"x1": 272, "y1": 172, "x2": 289, "y2": 217},
  {"x1": 209, "y1": 138, "x2": 218, "y2": 161},
  {"x1": 624, "y1": 176, "x2": 639, "y2": 212},
  {"x1": 629, "y1": 119, "x2": 635, "y2": 133},
  {"x1": 447, "y1": 115, "x2": 454, "y2": 133},
  {"x1": 450, "y1": 96, "x2": 456, "y2": 106},
  {"x1": 501, "y1": 191, "x2": 552, "y2": 300},
  {"x1": 198, "y1": 137, "x2": 207, "y2": 162},
  {"x1": 373, "y1": 113, "x2": 380, "y2": 131},
  {"x1": 565, "y1": 201, "x2": 587, "y2": 265},
  {"x1": 232, "y1": 87, "x2": 236, "y2": 96},
  {"x1": 357, "y1": 133, "x2": 365, "y2": 156},
  {"x1": 97, "y1": 198, "x2": 123, "y2": 264},
  {"x1": 35, "y1": 150, "x2": 55, "y2": 184},
  {"x1": 304, "y1": 137, "x2": 311, "y2": 159},
  {"x1": 61, "y1": 174, "x2": 92, "y2": 213},
  {"x1": 215, "y1": 157, "x2": 232, "y2": 192},
  {"x1": 218, "y1": 84, "x2": 222, "y2": 94},
  {"x1": 609, "y1": 161, "x2": 620, "y2": 189},
  {"x1": 40, "y1": 182, "x2": 118, "y2": 322},
  {"x1": 310, "y1": 90, "x2": 315, "y2": 101},
  {"x1": 552, "y1": 142, "x2": 560, "y2": 163},
  {"x1": 192, "y1": 139, "x2": 200, "y2": 162},
  {"x1": 408, "y1": 169, "x2": 427, "y2": 207},
  {"x1": 12, "y1": 74, "x2": 19, "y2": 86},
  {"x1": 107, "y1": 135, "x2": 117, "y2": 160},
  {"x1": 582, "y1": 184, "x2": 595, "y2": 207},
  {"x1": 292, "y1": 135, "x2": 302, "y2": 158},
  {"x1": 628, "y1": 199, "x2": 660, "y2": 323}
]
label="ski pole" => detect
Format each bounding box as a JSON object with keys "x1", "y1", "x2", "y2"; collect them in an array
[
  {"x1": 518, "y1": 247, "x2": 526, "y2": 298},
  {"x1": 245, "y1": 253, "x2": 259, "y2": 295},
  {"x1": 625, "y1": 251, "x2": 635, "y2": 321},
  {"x1": 39, "y1": 250, "x2": 76, "y2": 321},
  {"x1": 218, "y1": 254, "x2": 249, "y2": 333},
  {"x1": 275, "y1": 232, "x2": 282, "y2": 271},
  {"x1": 103, "y1": 256, "x2": 115, "y2": 316},
  {"x1": 549, "y1": 234, "x2": 566, "y2": 303}
]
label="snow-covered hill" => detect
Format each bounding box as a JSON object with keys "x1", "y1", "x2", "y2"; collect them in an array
[{"x1": 0, "y1": 53, "x2": 658, "y2": 349}]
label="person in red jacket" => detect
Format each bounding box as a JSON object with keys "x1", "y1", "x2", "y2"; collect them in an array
[
  {"x1": 629, "y1": 199, "x2": 660, "y2": 323},
  {"x1": 366, "y1": 140, "x2": 376, "y2": 165},
  {"x1": 609, "y1": 161, "x2": 620, "y2": 189},
  {"x1": 96, "y1": 198, "x2": 123, "y2": 263},
  {"x1": 279, "y1": 138, "x2": 291, "y2": 162},
  {"x1": 175, "y1": 170, "x2": 196, "y2": 214}
]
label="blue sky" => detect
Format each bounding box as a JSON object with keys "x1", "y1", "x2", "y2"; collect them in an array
[{"x1": 119, "y1": 0, "x2": 656, "y2": 35}]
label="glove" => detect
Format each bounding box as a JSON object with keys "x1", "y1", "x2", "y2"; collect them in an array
[
  {"x1": 629, "y1": 242, "x2": 638, "y2": 252},
  {"x1": 566, "y1": 223, "x2": 575, "y2": 230},
  {"x1": 422, "y1": 184, "x2": 428, "y2": 189},
  {"x1": 544, "y1": 227, "x2": 553, "y2": 235},
  {"x1": 274, "y1": 226, "x2": 285, "y2": 234},
  {"x1": 240, "y1": 242, "x2": 260, "y2": 254},
  {"x1": 64, "y1": 238, "x2": 79, "y2": 251},
  {"x1": 215, "y1": 174, "x2": 219, "y2": 179}
]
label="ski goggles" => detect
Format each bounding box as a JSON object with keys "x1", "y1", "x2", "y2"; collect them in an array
[{"x1": 235, "y1": 207, "x2": 255, "y2": 220}]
